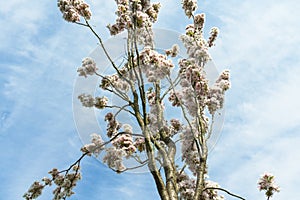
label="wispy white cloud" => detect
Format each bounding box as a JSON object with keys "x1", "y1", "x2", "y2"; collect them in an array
[{"x1": 206, "y1": 0, "x2": 300, "y2": 199}]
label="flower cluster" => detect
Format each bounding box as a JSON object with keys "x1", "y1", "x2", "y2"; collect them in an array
[
  {"x1": 177, "y1": 171, "x2": 224, "y2": 200},
  {"x1": 103, "y1": 146, "x2": 126, "y2": 172},
  {"x1": 194, "y1": 13, "x2": 205, "y2": 31},
  {"x1": 169, "y1": 119, "x2": 182, "y2": 136},
  {"x1": 208, "y1": 27, "x2": 219, "y2": 47},
  {"x1": 206, "y1": 70, "x2": 230, "y2": 115},
  {"x1": 165, "y1": 44, "x2": 179, "y2": 57},
  {"x1": 57, "y1": 0, "x2": 92, "y2": 22},
  {"x1": 139, "y1": 46, "x2": 174, "y2": 82},
  {"x1": 23, "y1": 181, "x2": 44, "y2": 200},
  {"x1": 134, "y1": 137, "x2": 145, "y2": 152},
  {"x1": 24, "y1": 167, "x2": 82, "y2": 200},
  {"x1": 77, "y1": 57, "x2": 98, "y2": 78},
  {"x1": 180, "y1": 126, "x2": 201, "y2": 175},
  {"x1": 50, "y1": 167, "x2": 81, "y2": 200},
  {"x1": 180, "y1": 28, "x2": 211, "y2": 66},
  {"x1": 94, "y1": 96, "x2": 109, "y2": 109},
  {"x1": 174, "y1": 59, "x2": 209, "y2": 116},
  {"x1": 146, "y1": 90, "x2": 156, "y2": 105},
  {"x1": 258, "y1": 173, "x2": 280, "y2": 198},
  {"x1": 177, "y1": 171, "x2": 196, "y2": 199},
  {"x1": 105, "y1": 112, "x2": 121, "y2": 137},
  {"x1": 100, "y1": 74, "x2": 130, "y2": 92},
  {"x1": 168, "y1": 91, "x2": 182, "y2": 107},
  {"x1": 107, "y1": 0, "x2": 160, "y2": 36},
  {"x1": 81, "y1": 133, "x2": 105, "y2": 156},
  {"x1": 181, "y1": 0, "x2": 197, "y2": 18},
  {"x1": 202, "y1": 180, "x2": 224, "y2": 200},
  {"x1": 112, "y1": 124, "x2": 136, "y2": 156},
  {"x1": 78, "y1": 94, "x2": 108, "y2": 109},
  {"x1": 78, "y1": 93, "x2": 94, "y2": 107}
]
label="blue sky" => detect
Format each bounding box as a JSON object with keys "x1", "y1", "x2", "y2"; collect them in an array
[{"x1": 1, "y1": 0, "x2": 299, "y2": 199}]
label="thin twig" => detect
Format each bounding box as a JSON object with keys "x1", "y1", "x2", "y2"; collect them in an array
[{"x1": 203, "y1": 187, "x2": 246, "y2": 200}]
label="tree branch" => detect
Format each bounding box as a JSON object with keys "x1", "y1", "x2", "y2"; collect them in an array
[{"x1": 203, "y1": 187, "x2": 246, "y2": 200}]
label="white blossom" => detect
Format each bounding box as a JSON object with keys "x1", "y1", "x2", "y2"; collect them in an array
[
  {"x1": 57, "y1": 0, "x2": 92, "y2": 22},
  {"x1": 81, "y1": 133, "x2": 105, "y2": 157},
  {"x1": 181, "y1": 0, "x2": 197, "y2": 18},
  {"x1": 78, "y1": 93, "x2": 95, "y2": 107},
  {"x1": 165, "y1": 44, "x2": 180, "y2": 57},
  {"x1": 77, "y1": 57, "x2": 98, "y2": 78},
  {"x1": 103, "y1": 146, "x2": 126, "y2": 172},
  {"x1": 94, "y1": 96, "x2": 108, "y2": 109}
]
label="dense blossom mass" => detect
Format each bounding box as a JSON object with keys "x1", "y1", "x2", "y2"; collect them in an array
[
  {"x1": 23, "y1": 1, "x2": 279, "y2": 200},
  {"x1": 57, "y1": 0, "x2": 92, "y2": 22}
]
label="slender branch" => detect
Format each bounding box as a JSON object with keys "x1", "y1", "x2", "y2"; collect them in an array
[
  {"x1": 84, "y1": 20, "x2": 123, "y2": 77},
  {"x1": 161, "y1": 74, "x2": 181, "y2": 100},
  {"x1": 61, "y1": 131, "x2": 145, "y2": 173},
  {"x1": 96, "y1": 72, "x2": 131, "y2": 103},
  {"x1": 114, "y1": 103, "x2": 133, "y2": 118},
  {"x1": 203, "y1": 187, "x2": 246, "y2": 200},
  {"x1": 111, "y1": 160, "x2": 149, "y2": 173},
  {"x1": 105, "y1": 105, "x2": 135, "y2": 116},
  {"x1": 74, "y1": 21, "x2": 88, "y2": 27}
]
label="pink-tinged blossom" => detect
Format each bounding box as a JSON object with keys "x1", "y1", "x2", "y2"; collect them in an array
[
  {"x1": 180, "y1": 126, "x2": 201, "y2": 175},
  {"x1": 107, "y1": 0, "x2": 159, "y2": 37},
  {"x1": 169, "y1": 119, "x2": 182, "y2": 136},
  {"x1": 112, "y1": 132, "x2": 136, "y2": 156},
  {"x1": 105, "y1": 112, "x2": 121, "y2": 137},
  {"x1": 181, "y1": 0, "x2": 197, "y2": 18},
  {"x1": 112, "y1": 124, "x2": 136, "y2": 156},
  {"x1": 206, "y1": 70, "x2": 230, "y2": 115},
  {"x1": 180, "y1": 33, "x2": 211, "y2": 66},
  {"x1": 81, "y1": 133, "x2": 105, "y2": 157},
  {"x1": 139, "y1": 47, "x2": 174, "y2": 82},
  {"x1": 134, "y1": 137, "x2": 145, "y2": 152},
  {"x1": 258, "y1": 173, "x2": 280, "y2": 198},
  {"x1": 78, "y1": 93, "x2": 94, "y2": 107},
  {"x1": 77, "y1": 57, "x2": 98, "y2": 78},
  {"x1": 206, "y1": 87, "x2": 224, "y2": 115},
  {"x1": 103, "y1": 146, "x2": 126, "y2": 172},
  {"x1": 99, "y1": 74, "x2": 129, "y2": 92},
  {"x1": 147, "y1": 91, "x2": 156, "y2": 105},
  {"x1": 168, "y1": 91, "x2": 182, "y2": 107},
  {"x1": 177, "y1": 171, "x2": 196, "y2": 199},
  {"x1": 202, "y1": 180, "x2": 224, "y2": 200},
  {"x1": 57, "y1": 0, "x2": 92, "y2": 22},
  {"x1": 177, "y1": 59, "x2": 210, "y2": 116},
  {"x1": 177, "y1": 173, "x2": 224, "y2": 200}
]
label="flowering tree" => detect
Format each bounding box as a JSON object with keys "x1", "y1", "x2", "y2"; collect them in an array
[{"x1": 24, "y1": 0, "x2": 280, "y2": 200}]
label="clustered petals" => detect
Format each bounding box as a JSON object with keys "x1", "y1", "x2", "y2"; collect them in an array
[
  {"x1": 77, "y1": 57, "x2": 98, "y2": 78},
  {"x1": 258, "y1": 173, "x2": 280, "y2": 198},
  {"x1": 81, "y1": 133, "x2": 105, "y2": 156},
  {"x1": 57, "y1": 0, "x2": 92, "y2": 22}
]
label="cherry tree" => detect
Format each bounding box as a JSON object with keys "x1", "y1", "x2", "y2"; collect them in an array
[{"x1": 24, "y1": 0, "x2": 280, "y2": 199}]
